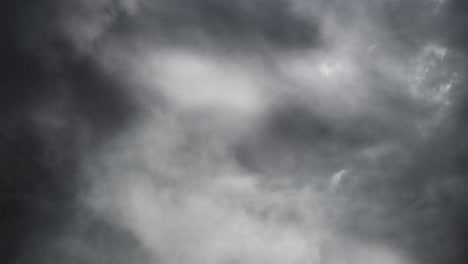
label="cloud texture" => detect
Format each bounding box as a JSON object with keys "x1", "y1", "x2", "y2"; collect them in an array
[{"x1": 2, "y1": 0, "x2": 468, "y2": 264}]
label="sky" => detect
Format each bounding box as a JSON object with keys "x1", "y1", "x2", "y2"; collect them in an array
[{"x1": 1, "y1": 0, "x2": 468, "y2": 263}]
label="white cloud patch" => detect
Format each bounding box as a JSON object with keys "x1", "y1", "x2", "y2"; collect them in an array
[{"x1": 147, "y1": 51, "x2": 265, "y2": 114}]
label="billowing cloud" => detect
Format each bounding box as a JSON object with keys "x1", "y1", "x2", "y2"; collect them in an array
[{"x1": 2, "y1": 1, "x2": 468, "y2": 264}]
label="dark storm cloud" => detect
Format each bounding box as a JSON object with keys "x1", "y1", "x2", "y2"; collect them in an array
[
  {"x1": 0, "y1": 1, "x2": 142, "y2": 263},
  {"x1": 3, "y1": 0, "x2": 468, "y2": 264},
  {"x1": 231, "y1": 1, "x2": 468, "y2": 263},
  {"x1": 101, "y1": 0, "x2": 321, "y2": 52}
]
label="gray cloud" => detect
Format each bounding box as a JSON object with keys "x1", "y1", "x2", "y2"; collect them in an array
[{"x1": 2, "y1": 0, "x2": 468, "y2": 264}]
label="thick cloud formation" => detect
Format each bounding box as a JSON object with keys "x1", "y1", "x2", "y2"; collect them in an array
[
  {"x1": 2, "y1": 0, "x2": 468, "y2": 264},
  {"x1": 0, "y1": 1, "x2": 140, "y2": 263}
]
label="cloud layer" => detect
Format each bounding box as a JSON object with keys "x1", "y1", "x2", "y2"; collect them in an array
[{"x1": 2, "y1": 0, "x2": 468, "y2": 264}]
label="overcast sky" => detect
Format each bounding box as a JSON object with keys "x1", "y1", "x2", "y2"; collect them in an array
[{"x1": 2, "y1": 1, "x2": 468, "y2": 264}]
